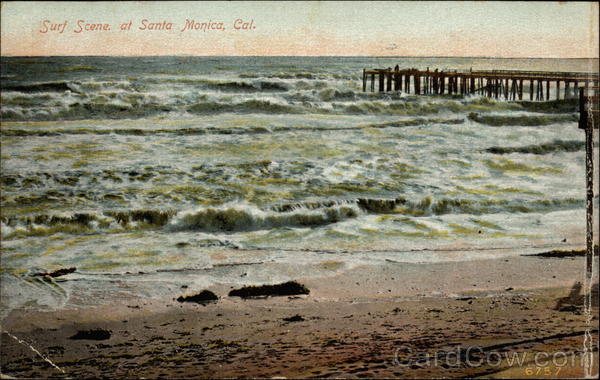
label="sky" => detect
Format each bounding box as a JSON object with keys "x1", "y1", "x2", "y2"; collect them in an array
[{"x1": 1, "y1": 1, "x2": 598, "y2": 57}]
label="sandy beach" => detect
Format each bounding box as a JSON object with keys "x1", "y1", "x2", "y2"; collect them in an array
[{"x1": 1, "y1": 251, "x2": 597, "y2": 378}]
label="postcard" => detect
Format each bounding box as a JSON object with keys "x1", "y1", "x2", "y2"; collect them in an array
[{"x1": 1, "y1": 1, "x2": 598, "y2": 378}]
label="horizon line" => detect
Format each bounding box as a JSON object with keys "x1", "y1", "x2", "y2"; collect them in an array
[{"x1": 2, "y1": 54, "x2": 599, "y2": 59}]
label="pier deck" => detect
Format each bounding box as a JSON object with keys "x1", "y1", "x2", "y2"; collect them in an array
[{"x1": 362, "y1": 67, "x2": 599, "y2": 101}]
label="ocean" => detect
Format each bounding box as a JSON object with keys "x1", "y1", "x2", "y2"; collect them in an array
[{"x1": 1, "y1": 56, "x2": 598, "y2": 315}]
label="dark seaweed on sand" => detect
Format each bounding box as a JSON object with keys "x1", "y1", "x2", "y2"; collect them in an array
[
  {"x1": 527, "y1": 249, "x2": 586, "y2": 258},
  {"x1": 229, "y1": 281, "x2": 309, "y2": 298},
  {"x1": 283, "y1": 314, "x2": 305, "y2": 322},
  {"x1": 69, "y1": 329, "x2": 111, "y2": 340},
  {"x1": 177, "y1": 290, "x2": 219, "y2": 303}
]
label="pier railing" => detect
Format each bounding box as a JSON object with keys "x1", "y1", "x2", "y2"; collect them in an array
[{"x1": 362, "y1": 67, "x2": 600, "y2": 101}]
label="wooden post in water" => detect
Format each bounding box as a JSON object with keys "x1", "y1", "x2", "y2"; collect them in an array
[
  {"x1": 518, "y1": 79, "x2": 523, "y2": 100},
  {"x1": 362, "y1": 69, "x2": 366, "y2": 92},
  {"x1": 379, "y1": 71, "x2": 385, "y2": 92},
  {"x1": 556, "y1": 81, "x2": 560, "y2": 100},
  {"x1": 496, "y1": 78, "x2": 499, "y2": 98},
  {"x1": 494, "y1": 78, "x2": 499, "y2": 99},
  {"x1": 386, "y1": 68, "x2": 392, "y2": 92},
  {"x1": 398, "y1": 71, "x2": 403, "y2": 92},
  {"x1": 394, "y1": 65, "x2": 400, "y2": 91},
  {"x1": 371, "y1": 73, "x2": 375, "y2": 92},
  {"x1": 430, "y1": 71, "x2": 434, "y2": 94},
  {"x1": 546, "y1": 80, "x2": 550, "y2": 101},
  {"x1": 510, "y1": 80, "x2": 517, "y2": 100},
  {"x1": 496, "y1": 78, "x2": 500, "y2": 98},
  {"x1": 530, "y1": 80, "x2": 534, "y2": 100},
  {"x1": 414, "y1": 74, "x2": 419, "y2": 95},
  {"x1": 497, "y1": 78, "x2": 501, "y2": 99},
  {"x1": 577, "y1": 86, "x2": 599, "y2": 379}
]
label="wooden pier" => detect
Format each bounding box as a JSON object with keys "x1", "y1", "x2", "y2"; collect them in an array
[{"x1": 362, "y1": 67, "x2": 599, "y2": 101}]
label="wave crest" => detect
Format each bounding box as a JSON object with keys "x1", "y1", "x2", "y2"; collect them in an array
[
  {"x1": 468, "y1": 112, "x2": 577, "y2": 126},
  {"x1": 486, "y1": 140, "x2": 584, "y2": 155},
  {"x1": 169, "y1": 203, "x2": 360, "y2": 232}
]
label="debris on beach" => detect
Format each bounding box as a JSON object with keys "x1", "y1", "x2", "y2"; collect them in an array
[
  {"x1": 283, "y1": 314, "x2": 305, "y2": 322},
  {"x1": 69, "y1": 329, "x2": 111, "y2": 340},
  {"x1": 228, "y1": 281, "x2": 309, "y2": 298},
  {"x1": 177, "y1": 290, "x2": 219, "y2": 304},
  {"x1": 526, "y1": 249, "x2": 586, "y2": 258},
  {"x1": 556, "y1": 304, "x2": 582, "y2": 313},
  {"x1": 33, "y1": 267, "x2": 76, "y2": 278}
]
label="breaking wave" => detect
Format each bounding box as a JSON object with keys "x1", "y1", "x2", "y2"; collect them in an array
[
  {"x1": 149, "y1": 78, "x2": 292, "y2": 92},
  {"x1": 169, "y1": 203, "x2": 360, "y2": 232},
  {"x1": 486, "y1": 139, "x2": 585, "y2": 155},
  {"x1": 468, "y1": 112, "x2": 577, "y2": 126},
  {"x1": 188, "y1": 99, "x2": 302, "y2": 115},
  {"x1": 1, "y1": 81, "x2": 77, "y2": 93},
  {"x1": 2, "y1": 75, "x2": 552, "y2": 121},
  {"x1": 1, "y1": 195, "x2": 584, "y2": 239},
  {"x1": 1, "y1": 117, "x2": 465, "y2": 136}
]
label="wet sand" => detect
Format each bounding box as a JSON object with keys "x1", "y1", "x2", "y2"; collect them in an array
[{"x1": 1, "y1": 253, "x2": 598, "y2": 378}]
